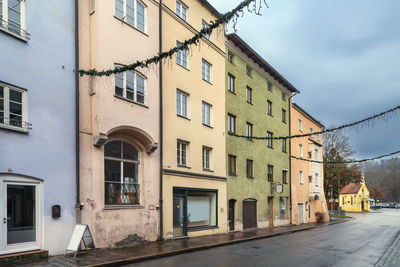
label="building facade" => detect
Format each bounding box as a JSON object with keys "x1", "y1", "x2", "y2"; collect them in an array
[
  {"x1": 0, "y1": 0, "x2": 77, "y2": 255},
  {"x1": 291, "y1": 103, "x2": 329, "y2": 224},
  {"x1": 339, "y1": 174, "x2": 370, "y2": 212},
  {"x1": 78, "y1": 0, "x2": 161, "y2": 248},
  {"x1": 225, "y1": 34, "x2": 298, "y2": 231},
  {"x1": 161, "y1": 0, "x2": 227, "y2": 239}
]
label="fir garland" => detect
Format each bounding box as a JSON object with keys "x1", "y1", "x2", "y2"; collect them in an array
[{"x1": 79, "y1": 0, "x2": 267, "y2": 77}]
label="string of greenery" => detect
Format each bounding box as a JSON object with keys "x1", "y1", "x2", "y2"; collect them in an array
[
  {"x1": 79, "y1": 0, "x2": 265, "y2": 77},
  {"x1": 229, "y1": 104, "x2": 400, "y2": 140},
  {"x1": 291, "y1": 150, "x2": 400, "y2": 164}
]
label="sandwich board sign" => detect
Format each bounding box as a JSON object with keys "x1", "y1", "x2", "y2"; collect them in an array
[{"x1": 66, "y1": 224, "x2": 95, "y2": 257}]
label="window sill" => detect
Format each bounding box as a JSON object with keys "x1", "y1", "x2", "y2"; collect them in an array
[
  {"x1": 267, "y1": 146, "x2": 274, "y2": 149},
  {"x1": 188, "y1": 225, "x2": 218, "y2": 232},
  {"x1": 113, "y1": 16, "x2": 148, "y2": 37},
  {"x1": 0, "y1": 27, "x2": 29, "y2": 43},
  {"x1": 247, "y1": 176, "x2": 254, "y2": 179},
  {"x1": 0, "y1": 124, "x2": 29, "y2": 134},
  {"x1": 114, "y1": 95, "x2": 148, "y2": 108},
  {"x1": 247, "y1": 138, "x2": 254, "y2": 142},
  {"x1": 247, "y1": 101, "x2": 253, "y2": 105},
  {"x1": 177, "y1": 164, "x2": 191, "y2": 169},
  {"x1": 177, "y1": 63, "x2": 190, "y2": 71},
  {"x1": 177, "y1": 114, "x2": 190, "y2": 121},
  {"x1": 202, "y1": 123, "x2": 213, "y2": 129},
  {"x1": 268, "y1": 114, "x2": 273, "y2": 117},
  {"x1": 203, "y1": 168, "x2": 214, "y2": 173},
  {"x1": 228, "y1": 90, "x2": 236, "y2": 95},
  {"x1": 104, "y1": 205, "x2": 144, "y2": 210},
  {"x1": 202, "y1": 78, "x2": 213, "y2": 85}
]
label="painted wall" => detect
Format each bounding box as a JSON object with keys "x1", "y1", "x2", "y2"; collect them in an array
[
  {"x1": 79, "y1": 0, "x2": 161, "y2": 248},
  {"x1": 0, "y1": 1, "x2": 76, "y2": 255},
  {"x1": 340, "y1": 183, "x2": 371, "y2": 212},
  {"x1": 225, "y1": 41, "x2": 292, "y2": 229},
  {"x1": 290, "y1": 104, "x2": 329, "y2": 224},
  {"x1": 161, "y1": 0, "x2": 227, "y2": 238}
]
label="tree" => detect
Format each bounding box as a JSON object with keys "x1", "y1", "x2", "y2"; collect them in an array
[{"x1": 369, "y1": 185, "x2": 386, "y2": 205}]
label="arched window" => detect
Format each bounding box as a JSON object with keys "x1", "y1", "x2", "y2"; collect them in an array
[{"x1": 104, "y1": 140, "x2": 140, "y2": 205}]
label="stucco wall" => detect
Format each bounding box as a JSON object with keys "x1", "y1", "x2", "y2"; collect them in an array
[
  {"x1": 340, "y1": 184, "x2": 371, "y2": 212},
  {"x1": 0, "y1": 1, "x2": 77, "y2": 255}
]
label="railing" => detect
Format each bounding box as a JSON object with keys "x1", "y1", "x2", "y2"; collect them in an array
[
  {"x1": 105, "y1": 182, "x2": 140, "y2": 205},
  {"x1": 0, "y1": 116, "x2": 32, "y2": 131},
  {"x1": 0, "y1": 19, "x2": 31, "y2": 40}
]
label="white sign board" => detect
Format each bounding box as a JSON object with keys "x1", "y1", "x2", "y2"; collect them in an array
[{"x1": 67, "y1": 224, "x2": 95, "y2": 256}]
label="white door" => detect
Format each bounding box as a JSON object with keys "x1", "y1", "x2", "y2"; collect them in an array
[
  {"x1": 1, "y1": 177, "x2": 42, "y2": 255},
  {"x1": 298, "y1": 203, "x2": 304, "y2": 224}
]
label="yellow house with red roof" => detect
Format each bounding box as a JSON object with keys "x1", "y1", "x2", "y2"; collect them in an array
[{"x1": 339, "y1": 173, "x2": 370, "y2": 212}]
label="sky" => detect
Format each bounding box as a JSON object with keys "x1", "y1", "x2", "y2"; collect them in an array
[{"x1": 208, "y1": 0, "x2": 400, "y2": 159}]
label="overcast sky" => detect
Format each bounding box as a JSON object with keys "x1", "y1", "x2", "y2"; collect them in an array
[{"x1": 208, "y1": 0, "x2": 400, "y2": 159}]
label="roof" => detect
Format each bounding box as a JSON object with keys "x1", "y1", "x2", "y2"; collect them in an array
[
  {"x1": 199, "y1": 0, "x2": 221, "y2": 17},
  {"x1": 340, "y1": 183, "x2": 362, "y2": 194},
  {"x1": 226, "y1": 33, "x2": 299, "y2": 93},
  {"x1": 293, "y1": 103, "x2": 324, "y2": 128}
]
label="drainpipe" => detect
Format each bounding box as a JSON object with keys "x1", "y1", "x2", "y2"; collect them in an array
[
  {"x1": 74, "y1": 0, "x2": 81, "y2": 224},
  {"x1": 158, "y1": 0, "x2": 164, "y2": 241},
  {"x1": 288, "y1": 92, "x2": 298, "y2": 224}
]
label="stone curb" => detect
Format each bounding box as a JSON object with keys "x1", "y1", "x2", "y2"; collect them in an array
[{"x1": 88, "y1": 219, "x2": 349, "y2": 267}]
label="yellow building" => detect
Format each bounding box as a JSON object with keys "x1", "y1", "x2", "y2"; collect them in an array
[
  {"x1": 161, "y1": 0, "x2": 227, "y2": 239},
  {"x1": 339, "y1": 175, "x2": 370, "y2": 212}
]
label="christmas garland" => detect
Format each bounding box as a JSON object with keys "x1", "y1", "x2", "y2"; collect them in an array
[
  {"x1": 79, "y1": 0, "x2": 267, "y2": 77},
  {"x1": 291, "y1": 150, "x2": 400, "y2": 164},
  {"x1": 229, "y1": 104, "x2": 400, "y2": 140}
]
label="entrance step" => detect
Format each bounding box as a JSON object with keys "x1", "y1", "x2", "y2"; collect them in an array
[{"x1": 0, "y1": 250, "x2": 48, "y2": 264}]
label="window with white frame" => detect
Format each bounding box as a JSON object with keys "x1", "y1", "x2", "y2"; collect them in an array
[
  {"x1": 317, "y1": 133, "x2": 320, "y2": 141},
  {"x1": 201, "y1": 19, "x2": 210, "y2": 40},
  {"x1": 315, "y1": 148, "x2": 319, "y2": 161},
  {"x1": 115, "y1": 66, "x2": 145, "y2": 104},
  {"x1": 299, "y1": 144, "x2": 303, "y2": 158},
  {"x1": 176, "y1": 41, "x2": 188, "y2": 68},
  {"x1": 227, "y1": 113, "x2": 236, "y2": 134},
  {"x1": 228, "y1": 51, "x2": 234, "y2": 64},
  {"x1": 310, "y1": 127, "x2": 314, "y2": 138},
  {"x1": 176, "y1": 0, "x2": 187, "y2": 21},
  {"x1": 104, "y1": 140, "x2": 140, "y2": 205},
  {"x1": 267, "y1": 131, "x2": 273, "y2": 148},
  {"x1": 298, "y1": 119, "x2": 303, "y2": 131},
  {"x1": 228, "y1": 73, "x2": 235, "y2": 93},
  {"x1": 202, "y1": 146, "x2": 212, "y2": 170},
  {"x1": 0, "y1": 83, "x2": 29, "y2": 130},
  {"x1": 246, "y1": 86, "x2": 252, "y2": 104},
  {"x1": 1, "y1": 0, "x2": 28, "y2": 39},
  {"x1": 202, "y1": 59, "x2": 211, "y2": 82},
  {"x1": 202, "y1": 101, "x2": 211, "y2": 126},
  {"x1": 282, "y1": 139, "x2": 287, "y2": 153},
  {"x1": 246, "y1": 122, "x2": 253, "y2": 140},
  {"x1": 299, "y1": 170, "x2": 304, "y2": 184},
  {"x1": 176, "y1": 90, "x2": 188, "y2": 118},
  {"x1": 267, "y1": 100, "x2": 272, "y2": 116},
  {"x1": 177, "y1": 140, "x2": 188, "y2": 166},
  {"x1": 115, "y1": 0, "x2": 146, "y2": 32}
]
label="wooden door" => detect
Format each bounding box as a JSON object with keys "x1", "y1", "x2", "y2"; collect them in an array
[
  {"x1": 268, "y1": 197, "x2": 274, "y2": 227},
  {"x1": 243, "y1": 199, "x2": 257, "y2": 229},
  {"x1": 228, "y1": 199, "x2": 236, "y2": 231}
]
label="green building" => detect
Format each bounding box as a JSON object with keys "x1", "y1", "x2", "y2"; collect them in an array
[{"x1": 225, "y1": 34, "x2": 299, "y2": 230}]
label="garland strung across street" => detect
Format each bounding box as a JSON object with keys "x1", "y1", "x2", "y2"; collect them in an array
[
  {"x1": 78, "y1": 0, "x2": 268, "y2": 77},
  {"x1": 229, "y1": 104, "x2": 400, "y2": 140},
  {"x1": 291, "y1": 150, "x2": 400, "y2": 164}
]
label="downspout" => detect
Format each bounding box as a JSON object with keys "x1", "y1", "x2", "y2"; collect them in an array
[
  {"x1": 75, "y1": 0, "x2": 81, "y2": 224},
  {"x1": 288, "y1": 92, "x2": 298, "y2": 224},
  {"x1": 158, "y1": 0, "x2": 164, "y2": 241}
]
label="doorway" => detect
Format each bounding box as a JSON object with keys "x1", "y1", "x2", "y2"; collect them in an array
[
  {"x1": 243, "y1": 199, "x2": 257, "y2": 229},
  {"x1": 228, "y1": 199, "x2": 236, "y2": 231},
  {"x1": 268, "y1": 197, "x2": 274, "y2": 227},
  {"x1": 361, "y1": 200, "x2": 365, "y2": 211},
  {"x1": 298, "y1": 203, "x2": 304, "y2": 224},
  {"x1": 173, "y1": 195, "x2": 185, "y2": 237}
]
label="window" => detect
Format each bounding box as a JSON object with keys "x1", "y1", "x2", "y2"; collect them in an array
[
  {"x1": 246, "y1": 122, "x2": 253, "y2": 140},
  {"x1": 246, "y1": 159, "x2": 253, "y2": 178},
  {"x1": 267, "y1": 82, "x2": 272, "y2": 92},
  {"x1": 201, "y1": 20, "x2": 210, "y2": 40},
  {"x1": 176, "y1": 0, "x2": 187, "y2": 21},
  {"x1": 202, "y1": 59, "x2": 211, "y2": 82},
  {"x1": 280, "y1": 197, "x2": 288, "y2": 218},
  {"x1": 228, "y1": 73, "x2": 235, "y2": 93},
  {"x1": 186, "y1": 190, "x2": 217, "y2": 229},
  {"x1": 315, "y1": 149, "x2": 319, "y2": 161},
  {"x1": 0, "y1": 83, "x2": 29, "y2": 131},
  {"x1": 299, "y1": 171, "x2": 304, "y2": 184},
  {"x1": 202, "y1": 101, "x2": 211, "y2": 126},
  {"x1": 227, "y1": 114, "x2": 236, "y2": 134},
  {"x1": 177, "y1": 140, "x2": 188, "y2": 166},
  {"x1": 317, "y1": 133, "x2": 320, "y2": 141},
  {"x1": 299, "y1": 144, "x2": 303, "y2": 158},
  {"x1": 268, "y1": 165, "x2": 273, "y2": 182},
  {"x1": 351, "y1": 196, "x2": 353, "y2": 205},
  {"x1": 228, "y1": 51, "x2": 234, "y2": 64},
  {"x1": 115, "y1": 0, "x2": 146, "y2": 32},
  {"x1": 115, "y1": 66, "x2": 145, "y2": 104},
  {"x1": 282, "y1": 109, "x2": 286, "y2": 123},
  {"x1": 246, "y1": 65, "x2": 252, "y2": 77},
  {"x1": 228, "y1": 155, "x2": 237, "y2": 175},
  {"x1": 246, "y1": 86, "x2": 252, "y2": 104},
  {"x1": 267, "y1": 131, "x2": 273, "y2": 148},
  {"x1": 308, "y1": 176, "x2": 312, "y2": 183},
  {"x1": 298, "y1": 119, "x2": 303, "y2": 131},
  {"x1": 104, "y1": 140, "x2": 140, "y2": 205},
  {"x1": 176, "y1": 90, "x2": 188, "y2": 118},
  {"x1": 282, "y1": 139, "x2": 287, "y2": 153},
  {"x1": 176, "y1": 41, "x2": 188, "y2": 68},
  {"x1": 308, "y1": 151, "x2": 312, "y2": 159},
  {"x1": 282, "y1": 170, "x2": 288, "y2": 184},
  {"x1": 315, "y1": 173, "x2": 319, "y2": 186},
  {"x1": 202, "y1": 146, "x2": 211, "y2": 170},
  {"x1": 267, "y1": 100, "x2": 272, "y2": 116},
  {"x1": 0, "y1": 0, "x2": 28, "y2": 39},
  {"x1": 310, "y1": 128, "x2": 314, "y2": 138},
  {"x1": 282, "y1": 92, "x2": 286, "y2": 101},
  {"x1": 90, "y1": 0, "x2": 96, "y2": 13}
]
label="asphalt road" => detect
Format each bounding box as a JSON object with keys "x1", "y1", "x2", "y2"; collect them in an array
[{"x1": 126, "y1": 209, "x2": 400, "y2": 267}]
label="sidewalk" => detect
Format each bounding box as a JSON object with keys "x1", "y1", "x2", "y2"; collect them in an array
[{"x1": 12, "y1": 218, "x2": 349, "y2": 267}]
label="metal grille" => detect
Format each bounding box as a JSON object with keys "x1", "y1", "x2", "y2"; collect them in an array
[
  {"x1": 0, "y1": 19, "x2": 30, "y2": 40},
  {"x1": 105, "y1": 182, "x2": 140, "y2": 205},
  {"x1": 0, "y1": 116, "x2": 32, "y2": 130}
]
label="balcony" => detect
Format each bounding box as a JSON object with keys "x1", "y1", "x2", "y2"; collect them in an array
[
  {"x1": 309, "y1": 183, "x2": 320, "y2": 200},
  {"x1": 105, "y1": 182, "x2": 140, "y2": 205}
]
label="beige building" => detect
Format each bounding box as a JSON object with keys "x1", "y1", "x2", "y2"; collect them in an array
[
  {"x1": 291, "y1": 103, "x2": 329, "y2": 224},
  {"x1": 78, "y1": 0, "x2": 161, "y2": 247},
  {"x1": 161, "y1": 0, "x2": 227, "y2": 239}
]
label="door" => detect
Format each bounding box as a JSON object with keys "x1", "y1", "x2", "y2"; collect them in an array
[
  {"x1": 173, "y1": 196, "x2": 186, "y2": 237},
  {"x1": 361, "y1": 200, "x2": 365, "y2": 211},
  {"x1": 298, "y1": 203, "x2": 304, "y2": 224},
  {"x1": 268, "y1": 197, "x2": 274, "y2": 227},
  {"x1": 1, "y1": 181, "x2": 40, "y2": 254},
  {"x1": 228, "y1": 199, "x2": 236, "y2": 231},
  {"x1": 243, "y1": 199, "x2": 257, "y2": 229}
]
